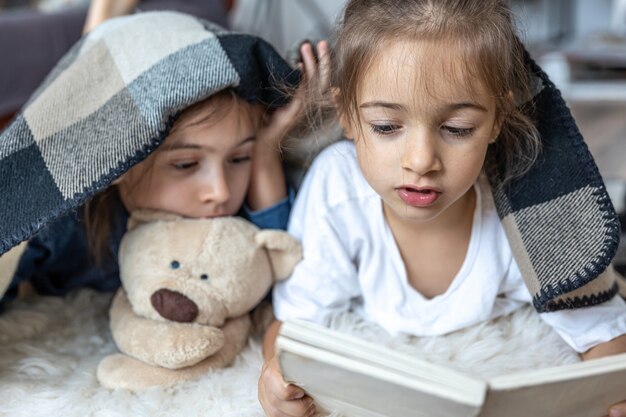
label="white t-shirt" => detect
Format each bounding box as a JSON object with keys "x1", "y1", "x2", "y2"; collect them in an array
[{"x1": 273, "y1": 141, "x2": 626, "y2": 353}]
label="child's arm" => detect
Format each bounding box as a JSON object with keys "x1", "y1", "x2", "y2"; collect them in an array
[
  {"x1": 83, "y1": 0, "x2": 139, "y2": 33},
  {"x1": 581, "y1": 334, "x2": 626, "y2": 417},
  {"x1": 258, "y1": 320, "x2": 316, "y2": 417},
  {"x1": 247, "y1": 41, "x2": 329, "y2": 212},
  {"x1": 581, "y1": 334, "x2": 626, "y2": 360}
]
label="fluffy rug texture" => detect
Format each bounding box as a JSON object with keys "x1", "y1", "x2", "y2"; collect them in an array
[{"x1": 0, "y1": 290, "x2": 580, "y2": 417}]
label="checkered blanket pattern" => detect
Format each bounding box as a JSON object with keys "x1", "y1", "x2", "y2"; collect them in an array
[
  {"x1": 0, "y1": 11, "x2": 622, "y2": 313},
  {"x1": 0, "y1": 11, "x2": 298, "y2": 257},
  {"x1": 486, "y1": 58, "x2": 622, "y2": 312}
]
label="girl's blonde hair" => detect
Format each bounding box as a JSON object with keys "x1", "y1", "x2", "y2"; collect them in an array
[
  {"x1": 84, "y1": 89, "x2": 260, "y2": 264},
  {"x1": 309, "y1": 0, "x2": 540, "y2": 181}
]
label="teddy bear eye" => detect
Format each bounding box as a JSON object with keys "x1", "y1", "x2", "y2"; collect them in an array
[
  {"x1": 200, "y1": 274, "x2": 209, "y2": 280},
  {"x1": 170, "y1": 260, "x2": 181, "y2": 269}
]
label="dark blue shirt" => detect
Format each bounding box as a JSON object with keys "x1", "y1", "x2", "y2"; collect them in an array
[{"x1": 1, "y1": 190, "x2": 292, "y2": 311}]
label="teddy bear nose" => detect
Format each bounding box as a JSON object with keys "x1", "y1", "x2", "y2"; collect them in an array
[{"x1": 150, "y1": 289, "x2": 199, "y2": 323}]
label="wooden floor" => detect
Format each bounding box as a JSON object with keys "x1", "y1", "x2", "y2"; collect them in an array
[{"x1": 570, "y1": 102, "x2": 626, "y2": 181}]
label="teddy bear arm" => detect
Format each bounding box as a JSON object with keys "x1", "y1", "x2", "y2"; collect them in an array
[
  {"x1": 219, "y1": 314, "x2": 252, "y2": 354},
  {"x1": 110, "y1": 290, "x2": 226, "y2": 369}
]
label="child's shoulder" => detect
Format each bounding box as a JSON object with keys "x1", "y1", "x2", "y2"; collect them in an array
[
  {"x1": 301, "y1": 140, "x2": 375, "y2": 208},
  {"x1": 309, "y1": 140, "x2": 359, "y2": 178},
  {"x1": 308, "y1": 140, "x2": 362, "y2": 187}
]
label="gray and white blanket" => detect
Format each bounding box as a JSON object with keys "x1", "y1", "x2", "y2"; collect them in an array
[
  {"x1": 0, "y1": 11, "x2": 298, "y2": 255},
  {"x1": 0, "y1": 11, "x2": 622, "y2": 315}
]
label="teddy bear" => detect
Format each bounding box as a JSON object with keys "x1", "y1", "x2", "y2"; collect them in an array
[{"x1": 96, "y1": 209, "x2": 302, "y2": 389}]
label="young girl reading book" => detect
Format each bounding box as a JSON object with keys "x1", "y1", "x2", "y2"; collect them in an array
[
  {"x1": 258, "y1": 1, "x2": 626, "y2": 416},
  {"x1": 0, "y1": 11, "x2": 323, "y2": 311}
]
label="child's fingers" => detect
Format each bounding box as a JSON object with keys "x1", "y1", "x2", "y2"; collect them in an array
[
  {"x1": 299, "y1": 42, "x2": 319, "y2": 81},
  {"x1": 608, "y1": 400, "x2": 626, "y2": 417},
  {"x1": 260, "y1": 383, "x2": 309, "y2": 417},
  {"x1": 259, "y1": 357, "x2": 302, "y2": 400},
  {"x1": 261, "y1": 388, "x2": 306, "y2": 417},
  {"x1": 267, "y1": 392, "x2": 315, "y2": 417},
  {"x1": 259, "y1": 360, "x2": 315, "y2": 417},
  {"x1": 316, "y1": 40, "x2": 331, "y2": 93},
  {"x1": 264, "y1": 363, "x2": 305, "y2": 401},
  {"x1": 298, "y1": 40, "x2": 330, "y2": 96}
]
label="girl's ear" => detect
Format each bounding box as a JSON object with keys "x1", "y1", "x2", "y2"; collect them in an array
[
  {"x1": 490, "y1": 121, "x2": 502, "y2": 144},
  {"x1": 331, "y1": 87, "x2": 355, "y2": 140},
  {"x1": 491, "y1": 90, "x2": 514, "y2": 142}
]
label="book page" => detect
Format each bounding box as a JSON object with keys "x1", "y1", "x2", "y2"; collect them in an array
[
  {"x1": 480, "y1": 352, "x2": 626, "y2": 417},
  {"x1": 279, "y1": 320, "x2": 485, "y2": 397},
  {"x1": 277, "y1": 320, "x2": 487, "y2": 417}
]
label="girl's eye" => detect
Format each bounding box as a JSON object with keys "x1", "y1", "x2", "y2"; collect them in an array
[
  {"x1": 173, "y1": 162, "x2": 197, "y2": 170},
  {"x1": 443, "y1": 126, "x2": 474, "y2": 137},
  {"x1": 370, "y1": 124, "x2": 401, "y2": 136},
  {"x1": 230, "y1": 155, "x2": 251, "y2": 164}
]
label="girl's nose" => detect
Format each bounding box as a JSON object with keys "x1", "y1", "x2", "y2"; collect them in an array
[
  {"x1": 402, "y1": 131, "x2": 442, "y2": 175},
  {"x1": 199, "y1": 168, "x2": 231, "y2": 204}
]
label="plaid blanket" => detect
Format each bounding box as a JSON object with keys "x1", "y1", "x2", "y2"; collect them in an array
[
  {"x1": 0, "y1": 11, "x2": 298, "y2": 256},
  {"x1": 0, "y1": 11, "x2": 622, "y2": 313},
  {"x1": 485, "y1": 56, "x2": 622, "y2": 312}
]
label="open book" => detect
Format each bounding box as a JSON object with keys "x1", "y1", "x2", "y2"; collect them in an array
[{"x1": 276, "y1": 319, "x2": 626, "y2": 417}]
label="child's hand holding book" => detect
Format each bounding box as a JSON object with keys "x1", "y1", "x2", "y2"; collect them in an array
[
  {"x1": 259, "y1": 354, "x2": 315, "y2": 417},
  {"x1": 259, "y1": 321, "x2": 315, "y2": 417}
]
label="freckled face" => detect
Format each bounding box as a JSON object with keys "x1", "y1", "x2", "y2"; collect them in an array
[
  {"x1": 345, "y1": 40, "x2": 500, "y2": 227},
  {"x1": 117, "y1": 100, "x2": 258, "y2": 218}
]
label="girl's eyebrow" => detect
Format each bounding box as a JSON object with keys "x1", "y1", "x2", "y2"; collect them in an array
[
  {"x1": 165, "y1": 136, "x2": 256, "y2": 152},
  {"x1": 360, "y1": 101, "x2": 488, "y2": 112},
  {"x1": 447, "y1": 102, "x2": 488, "y2": 112},
  {"x1": 359, "y1": 101, "x2": 405, "y2": 111}
]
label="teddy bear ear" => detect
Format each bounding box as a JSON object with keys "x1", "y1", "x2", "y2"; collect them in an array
[
  {"x1": 127, "y1": 209, "x2": 184, "y2": 231},
  {"x1": 255, "y1": 231, "x2": 302, "y2": 281}
]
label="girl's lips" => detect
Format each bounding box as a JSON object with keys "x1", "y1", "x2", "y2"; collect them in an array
[{"x1": 396, "y1": 186, "x2": 441, "y2": 207}]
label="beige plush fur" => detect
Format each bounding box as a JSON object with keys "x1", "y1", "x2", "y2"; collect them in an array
[{"x1": 96, "y1": 210, "x2": 301, "y2": 389}]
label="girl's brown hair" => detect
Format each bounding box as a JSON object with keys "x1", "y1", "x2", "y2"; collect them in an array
[
  {"x1": 84, "y1": 89, "x2": 260, "y2": 265},
  {"x1": 311, "y1": 0, "x2": 540, "y2": 181}
]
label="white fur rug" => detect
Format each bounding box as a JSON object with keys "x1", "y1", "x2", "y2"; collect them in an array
[{"x1": 0, "y1": 290, "x2": 580, "y2": 417}]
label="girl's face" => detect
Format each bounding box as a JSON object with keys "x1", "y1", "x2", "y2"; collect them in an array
[
  {"x1": 343, "y1": 39, "x2": 500, "y2": 227},
  {"x1": 117, "y1": 100, "x2": 258, "y2": 218}
]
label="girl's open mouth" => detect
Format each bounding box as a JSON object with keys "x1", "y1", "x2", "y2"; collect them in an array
[{"x1": 396, "y1": 186, "x2": 441, "y2": 207}]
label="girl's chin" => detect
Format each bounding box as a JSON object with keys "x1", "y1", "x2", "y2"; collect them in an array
[{"x1": 383, "y1": 201, "x2": 444, "y2": 224}]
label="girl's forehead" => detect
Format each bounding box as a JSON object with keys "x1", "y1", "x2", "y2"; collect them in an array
[
  {"x1": 161, "y1": 103, "x2": 258, "y2": 151},
  {"x1": 175, "y1": 97, "x2": 256, "y2": 130},
  {"x1": 358, "y1": 39, "x2": 491, "y2": 105}
]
